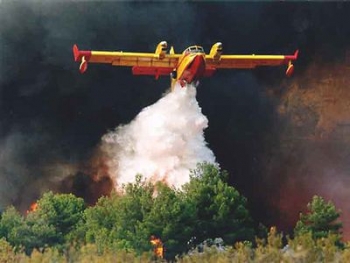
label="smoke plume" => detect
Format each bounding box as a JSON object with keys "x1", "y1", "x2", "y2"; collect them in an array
[
  {"x1": 262, "y1": 61, "x2": 350, "y2": 239},
  {"x1": 101, "y1": 84, "x2": 216, "y2": 189}
]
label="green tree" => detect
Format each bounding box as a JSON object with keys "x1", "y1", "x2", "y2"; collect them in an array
[
  {"x1": 33, "y1": 192, "x2": 85, "y2": 243},
  {"x1": 13, "y1": 215, "x2": 57, "y2": 254},
  {"x1": 144, "y1": 182, "x2": 196, "y2": 260},
  {"x1": 15, "y1": 192, "x2": 87, "y2": 254},
  {"x1": 114, "y1": 175, "x2": 154, "y2": 252},
  {"x1": 85, "y1": 176, "x2": 196, "y2": 260},
  {"x1": 294, "y1": 195, "x2": 342, "y2": 240},
  {"x1": 0, "y1": 206, "x2": 24, "y2": 248},
  {"x1": 84, "y1": 194, "x2": 118, "y2": 249},
  {"x1": 182, "y1": 163, "x2": 255, "y2": 246},
  {"x1": 84, "y1": 175, "x2": 154, "y2": 254},
  {"x1": 0, "y1": 206, "x2": 52, "y2": 255},
  {"x1": 84, "y1": 165, "x2": 254, "y2": 259}
]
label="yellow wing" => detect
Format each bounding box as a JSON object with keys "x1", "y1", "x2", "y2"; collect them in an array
[
  {"x1": 206, "y1": 54, "x2": 288, "y2": 68},
  {"x1": 73, "y1": 41, "x2": 181, "y2": 77},
  {"x1": 205, "y1": 42, "x2": 298, "y2": 76}
]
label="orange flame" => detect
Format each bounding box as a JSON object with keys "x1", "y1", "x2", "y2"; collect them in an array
[
  {"x1": 150, "y1": 235, "x2": 164, "y2": 259},
  {"x1": 26, "y1": 202, "x2": 38, "y2": 214}
]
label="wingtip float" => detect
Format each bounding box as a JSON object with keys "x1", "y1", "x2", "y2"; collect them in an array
[{"x1": 72, "y1": 42, "x2": 298, "y2": 90}]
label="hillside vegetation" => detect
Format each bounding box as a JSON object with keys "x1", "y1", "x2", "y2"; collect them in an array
[{"x1": 0, "y1": 163, "x2": 348, "y2": 262}]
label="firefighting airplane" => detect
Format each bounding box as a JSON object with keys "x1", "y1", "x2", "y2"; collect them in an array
[{"x1": 73, "y1": 41, "x2": 298, "y2": 90}]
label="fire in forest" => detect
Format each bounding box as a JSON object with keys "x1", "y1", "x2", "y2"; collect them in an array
[
  {"x1": 150, "y1": 235, "x2": 164, "y2": 259},
  {"x1": 26, "y1": 202, "x2": 38, "y2": 214}
]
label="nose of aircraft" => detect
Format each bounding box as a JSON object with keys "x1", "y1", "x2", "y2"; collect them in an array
[{"x1": 191, "y1": 54, "x2": 206, "y2": 80}]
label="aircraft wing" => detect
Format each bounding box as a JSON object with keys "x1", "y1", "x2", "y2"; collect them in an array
[
  {"x1": 205, "y1": 50, "x2": 299, "y2": 76},
  {"x1": 73, "y1": 44, "x2": 181, "y2": 78}
]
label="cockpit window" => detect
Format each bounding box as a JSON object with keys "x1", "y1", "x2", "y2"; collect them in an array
[{"x1": 185, "y1": 46, "x2": 205, "y2": 54}]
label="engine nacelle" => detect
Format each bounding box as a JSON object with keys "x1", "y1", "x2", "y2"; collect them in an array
[
  {"x1": 155, "y1": 41, "x2": 167, "y2": 59},
  {"x1": 209, "y1": 42, "x2": 223, "y2": 61}
]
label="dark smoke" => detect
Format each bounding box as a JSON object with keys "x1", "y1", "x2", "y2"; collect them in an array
[
  {"x1": 261, "y1": 62, "x2": 350, "y2": 239},
  {"x1": 1, "y1": 1, "x2": 350, "y2": 238}
]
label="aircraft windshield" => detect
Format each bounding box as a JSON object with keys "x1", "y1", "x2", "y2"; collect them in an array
[{"x1": 185, "y1": 46, "x2": 205, "y2": 54}]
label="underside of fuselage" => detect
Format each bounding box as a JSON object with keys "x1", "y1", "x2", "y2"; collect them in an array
[
  {"x1": 180, "y1": 55, "x2": 206, "y2": 85},
  {"x1": 171, "y1": 54, "x2": 206, "y2": 89}
]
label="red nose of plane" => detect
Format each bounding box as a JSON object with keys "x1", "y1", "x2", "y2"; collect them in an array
[
  {"x1": 182, "y1": 54, "x2": 206, "y2": 85},
  {"x1": 192, "y1": 54, "x2": 206, "y2": 79}
]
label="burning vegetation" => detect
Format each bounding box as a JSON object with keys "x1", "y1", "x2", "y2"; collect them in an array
[
  {"x1": 150, "y1": 235, "x2": 164, "y2": 259},
  {"x1": 26, "y1": 202, "x2": 38, "y2": 214}
]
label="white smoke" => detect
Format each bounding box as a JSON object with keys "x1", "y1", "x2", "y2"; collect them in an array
[{"x1": 101, "y1": 83, "x2": 216, "y2": 189}]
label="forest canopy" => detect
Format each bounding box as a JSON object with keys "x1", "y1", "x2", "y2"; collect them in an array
[{"x1": 0, "y1": 163, "x2": 347, "y2": 262}]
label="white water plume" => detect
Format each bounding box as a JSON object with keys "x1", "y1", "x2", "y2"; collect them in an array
[{"x1": 101, "y1": 83, "x2": 216, "y2": 189}]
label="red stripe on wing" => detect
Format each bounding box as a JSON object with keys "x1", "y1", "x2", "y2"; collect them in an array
[
  {"x1": 203, "y1": 67, "x2": 216, "y2": 77},
  {"x1": 132, "y1": 66, "x2": 173, "y2": 76}
]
